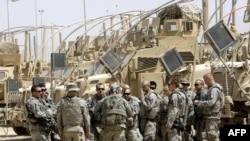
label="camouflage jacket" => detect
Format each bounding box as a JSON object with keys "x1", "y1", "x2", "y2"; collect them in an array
[{"x1": 57, "y1": 96, "x2": 90, "y2": 135}]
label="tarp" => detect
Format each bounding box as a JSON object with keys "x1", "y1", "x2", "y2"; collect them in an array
[{"x1": 158, "y1": 4, "x2": 202, "y2": 22}]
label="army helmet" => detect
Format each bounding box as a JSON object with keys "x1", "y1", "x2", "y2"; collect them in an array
[
  {"x1": 179, "y1": 79, "x2": 190, "y2": 86},
  {"x1": 66, "y1": 82, "x2": 80, "y2": 92}
]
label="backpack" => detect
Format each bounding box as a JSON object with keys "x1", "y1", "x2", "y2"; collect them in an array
[
  {"x1": 173, "y1": 90, "x2": 186, "y2": 118},
  {"x1": 101, "y1": 95, "x2": 127, "y2": 125},
  {"x1": 146, "y1": 92, "x2": 162, "y2": 119},
  {"x1": 213, "y1": 83, "x2": 225, "y2": 110}
]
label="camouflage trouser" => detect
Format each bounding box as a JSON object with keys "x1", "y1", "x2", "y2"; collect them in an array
[
  {"x1": 168, "y1": 128, "x2": 182, "y2": 141},
  {"x1": 29, "y1": 124, "x2": 50, "y2": 141},
  {"x1": 182, "y1": 129, "x2": 193, "y2": 141},
  {"x1": 100, "y1": 125, "x2": 126, "y2": 141},
  {"x1": 126, "y1": 127, "x2": 143, "y2": 141},
  {"x1": 194, "y1": 121, "x2": 203, "y2": 141},
  {"x1": 193, "y1": 128, "x2": 202, "y2": 141},
  {"x1": 143, "y1": 120, "x2": 156, "y2": 141},
  {"x1": 201, "y1": 118, "x2": 220, "y2": 141},
  {"x1": 160, "y1": 123, "x2": 168, "y2": 141},
  {"x1": 63, "y1": 125, "x2": 85, "y2": 141},
  {"x1": 89, "y1": 124, "x2": 100, "y2": 141}
]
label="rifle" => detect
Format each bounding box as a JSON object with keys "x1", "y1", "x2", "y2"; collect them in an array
[
  {"x1": 172, "y1": 119, "x2": 184, "y2": 135},
  {"x1": 37, "y1": 117, "x2": 56, "y2": 133}
]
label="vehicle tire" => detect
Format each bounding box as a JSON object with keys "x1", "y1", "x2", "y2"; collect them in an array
[{"x1": 12, "y1": 126, "x2": 30, "y2": 135}]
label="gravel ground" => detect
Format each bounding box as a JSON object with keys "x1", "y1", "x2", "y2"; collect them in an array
[{"x1": 0, "y1": 126, "x2": 31, "y2": 141}]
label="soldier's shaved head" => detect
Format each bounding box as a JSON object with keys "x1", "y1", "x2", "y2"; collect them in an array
[
  {"x1": 122, "y1": 84, "x2": 130, "y2": 89},
  {"x1": 141, "y1": 80, "x2": 150, "y2": 93},
  {"x1": 142, "y1": 80, "x2": 150, "y2": 86},
  {"x1": 203, "y1": 73, "x2": 215, "y2": 86}
]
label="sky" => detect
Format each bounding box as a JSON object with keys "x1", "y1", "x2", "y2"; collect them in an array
[
  {"x1": 0, "y1": 0, "x2": 249, "y2": 60},
  {"x1": 0, "y1": 0, "x2": 248, "y2": 32}
]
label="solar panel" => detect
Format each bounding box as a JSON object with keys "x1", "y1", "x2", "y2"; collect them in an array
[
  {"x1": 100, "y1": 49, "x2": 122, "y2": 73},
  {"x1": 160, "y1": 47, "x2": 185, "y2": 75},
  {"x1": 205, "y1": 20, "x2": 236, "y2": 54},
  {"x1": 51, "y1": 53, "x2": 66, "y2": 70},
  {"x1": 7, "y1": 79, "x2": 19, "y2": 93}
]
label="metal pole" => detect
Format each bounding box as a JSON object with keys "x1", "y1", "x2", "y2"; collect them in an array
[
  {"x1": 232, "y1": 0, "x2": 237, "y2": 25},
  {"x1": 38, "y1": 9, "x2": 44, "y2": 45},
  {"x1": 83, "y1": 0, "x2": 87, "y2": 36},
  {"x1": 35, "y1": 0, "x2": 38, "y2": 60},
  {"x1": 215, "y1": 0, "x2": 217, "y2": 23},
  {"x1": 7, "y1": 0, "x2": 10, "y2": 41}
]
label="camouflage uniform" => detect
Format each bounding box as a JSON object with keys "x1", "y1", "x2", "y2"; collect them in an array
[
  {"x1": 25, "y1": 96, "x2": 52, "y2": 141},
  {"x1": 40, "y1": 94, "x2": 59, "y2": 140},
  {"x1": 94, "y1": 94, "x2": 133, "y2": 141},
  {"x1": 159, "y1": 94, "x2": 169, "y2": 141},
  {"x1": 197, "y1": 83, "x2": 224, "y2": 141},
  {"x1": 57, "y1": 96, "x2": 90, "y2": 141},
  {"x1": 87, "y1": 94, "x2": 106, "y2": 141},
  {"x1": 126, "y1": 96, "x2": 143, "y2": 141},
  {"x1": 140, "y1": 90, "x2": 159, "y2": 141},
  {"x1": 166, "y1": 90, "x2": 184, "y2": 141},
  {"x1": 181, "y1": 90, "x2": 194, "y2": 141},
  {"x1": 193, "y1": 88, "x2": 207, "y2": 141}
]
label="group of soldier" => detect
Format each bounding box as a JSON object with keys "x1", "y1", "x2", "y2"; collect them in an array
[{"x1": 24, "y1": 72, "x2": 224, "y2": 141}]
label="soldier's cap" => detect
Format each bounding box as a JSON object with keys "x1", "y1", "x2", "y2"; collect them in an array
[
  {"x1": 66, "y1": 83, "x2": 80, "y2": 92},
  {"x1": 180, "y1": 79, "x2": 190, "y2": 85},
  {"x1": 38, "y1": 83, "x2": 46, "y2": 87},
  {"x1": 110, "y1": 84, "x2": 120, "y2": 91}
]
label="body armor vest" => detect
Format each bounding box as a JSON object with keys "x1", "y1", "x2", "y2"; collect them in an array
[
  {"x1": 101, "y1": 95, "x2": 127, "y2": 125},
  {"x1": 61, "y1": 97, "x2": 84, "y2": 126},
  {"x1": 145, "y1": 91, "x2": 161, "y2": 119},
  {"x1": 204, "y1": 83, "x2": 224, "y2": 114},
  {"x1": 169, "y1": 90, "x2": 186, "y2": 118}
]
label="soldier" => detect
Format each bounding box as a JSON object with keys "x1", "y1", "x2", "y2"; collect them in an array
[
  {"x1": 179, "y1": 79, "x2": 195, "y2": 141},
  {"x1": 140, "y1": 80, "x2": 160, "y2": 141},
  {"x1": 193, "y1": 73, "x2": 224, "y2": 141},
  {"x1": 38, "y1": 83, "x2": 54, "y2": 105},
  {"x1": 158, "y1": 84, "x2": 171, "y2": 141},
  {"x1": 86, "y1": 83, "x2": 106, "y2": 141},
  {"x1": 57, "y1": 83, "x2": 90, "y2": 141},
  {"x1": 193, "y1": 79, "x2": 207, "y2": 141},
  {"x1": 122, "y1": 87, "x2": 143, "y2": 141},
  {"x1": 38, "y1": 83, "x2": 57, "y2": 117},
  {"x1": 166, "y1": 79, "x2": 184, "y2": 141},
  {"x1": 94, "y1": 84, "x2": 134, "y2": 141},
  {"x1": 179, "y1": 79, "x2": 195, "y2": 100},
  {"x1": 25, "y1": 85, "x2": 53, "y2": 141},
  {"x1": 38, "y1": 83, "x2": 60, "y2": 140}
]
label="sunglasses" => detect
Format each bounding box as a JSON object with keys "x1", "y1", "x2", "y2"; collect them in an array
[
  {"x1": 123, "y1": 93, "x2": 130, "y2": 96},
  {"x1": 150, "y1": 87, "x2": 156, "y2": 90},
  {"x1": 41, "y1": 89, "x2": 47, "y2": 91},
  {"x1": 194, "y1": 84, "x2": 200, "y2": 86},
  {"x1": 34, "y1": 90, "x2": 42, "y2": 93},
  {"x1": 97, "y1": 88, "x2": 105, "y2": 91}
]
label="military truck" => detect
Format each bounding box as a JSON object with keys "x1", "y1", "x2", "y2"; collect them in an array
[
  {"x1": 0, "y1": 42, "x2": 30, "y2": 134},
  {"x1": 77, "y1": 0, "x2": 250, "y2": 130},
  {"x1": 8, "y1": 0, "x2": 250, "y2": 136},
  {"x1": 78, "y1": 2, "x2": 211, "y2": 98}
]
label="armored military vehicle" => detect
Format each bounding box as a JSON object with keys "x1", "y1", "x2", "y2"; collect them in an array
[
  {"x1": 78, "y1": 1, "x2": 211, "y2": 98},
  {"x1": 77, "y1": 0, "x2": 250, "y2": 130},
  {"x1": 5, "y1": 0, "x2": 250, "y2": 136}
]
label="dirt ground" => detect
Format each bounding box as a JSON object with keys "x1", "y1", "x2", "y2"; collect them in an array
[{"x1": 0, "y1": 126, "x2": 31, "y2": 141}]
